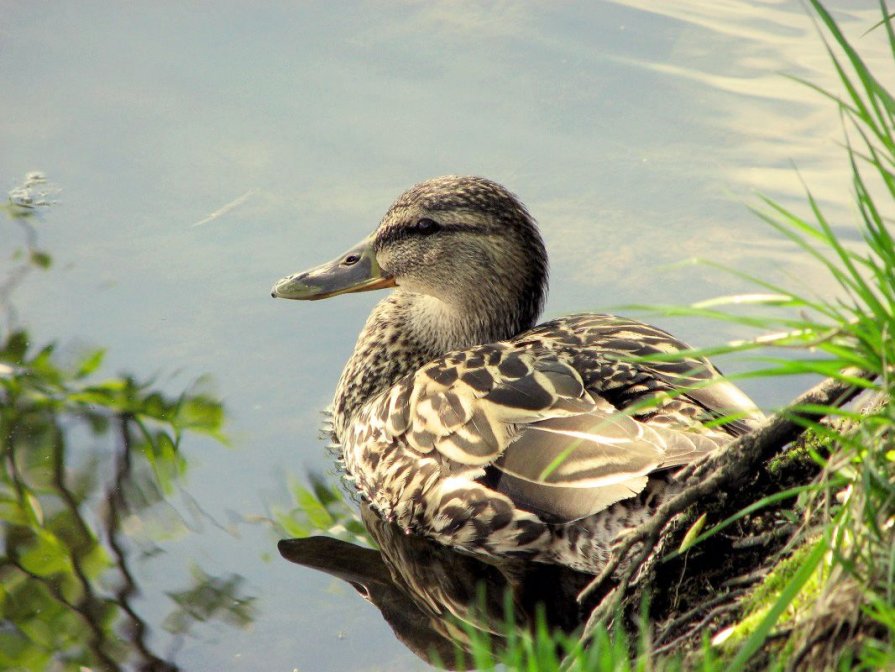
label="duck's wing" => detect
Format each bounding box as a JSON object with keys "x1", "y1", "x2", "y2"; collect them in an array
[
  {"x1": 397, "y1": 344, "x2": 593, "y2": 466},
  {"x1": 492, "y1": 411, "x2": 719, "y2": 522},
  {"x1": 518, "y1": 315, "x2": 766, "y2": 436},
  {"x1": 376, "y1": 343, "x2": 721, "y2": 523}
]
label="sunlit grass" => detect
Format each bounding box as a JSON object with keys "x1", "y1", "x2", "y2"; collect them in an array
[
  {"x1": 436, "y1": 592, "x2": 659, "y2": 672},
  {"x1": 702, "y1": 2, "x2": 894, "y2": 667}
]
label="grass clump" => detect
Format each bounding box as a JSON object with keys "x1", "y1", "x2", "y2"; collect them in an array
[{"x1": 667, "y1": 1, "x2": 895, "y2": 668}]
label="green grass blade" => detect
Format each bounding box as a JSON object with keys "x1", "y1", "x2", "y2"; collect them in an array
[{"x1": 810, "y1": 0, "x2": 895, "y2": 147}]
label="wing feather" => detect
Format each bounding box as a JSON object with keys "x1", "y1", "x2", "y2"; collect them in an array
[
  {"x1": 402, "y1": 345, "x2": 592, "y2": 464},
  {"x1": 492, "y1": 412, "x2": 721, "y2": 522},
  {"x1": 374, "y1": 327, "x2": 746, "y2": 523}
]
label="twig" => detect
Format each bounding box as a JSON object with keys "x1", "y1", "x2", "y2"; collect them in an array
[
  {"x1": 653, "y1": 601, "x2": 742, "y2": 655},
  {"x1": 731, "y1": 524, "x2": 798, "y2": 550},
  {"x1": 722, "y1": 566, "x2": 774, "y2": 589},
  {"x1": 655, "y1": 588, "x2": 746, "y2": 645}
]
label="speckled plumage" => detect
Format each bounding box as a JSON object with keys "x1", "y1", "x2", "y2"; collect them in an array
[{"x1": 275, "y1": 176, "x2": 764, "y2": 574}]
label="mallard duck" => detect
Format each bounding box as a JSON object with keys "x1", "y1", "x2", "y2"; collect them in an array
[{"x1": 272, "y1": 176, "x2": 764, "y2": 573}]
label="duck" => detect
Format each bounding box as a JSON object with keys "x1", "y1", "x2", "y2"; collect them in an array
[{"x1": 271, "y1": 175, "x2": 765, "y2": 574}]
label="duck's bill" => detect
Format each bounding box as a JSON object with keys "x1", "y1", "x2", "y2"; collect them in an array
[{"x1": 271, "y1": 237, "x2": 396, "y2": 301}]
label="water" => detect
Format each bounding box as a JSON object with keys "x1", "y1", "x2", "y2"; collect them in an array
[{"x1": 1, "y1": 2, "x2": 891, "y2": 670}]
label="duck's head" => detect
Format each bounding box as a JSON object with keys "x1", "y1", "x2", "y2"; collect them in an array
[{"x1": 272, "y1": 176, "x2": 549, "y2": 338}]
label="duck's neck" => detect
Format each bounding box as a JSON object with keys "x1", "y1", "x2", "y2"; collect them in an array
[{"x1": 332, "y1": 288, "x2": 536, "y2": 438}]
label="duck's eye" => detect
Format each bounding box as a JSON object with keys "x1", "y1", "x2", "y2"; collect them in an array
[
  {"x1": 343, "y1": 254, "x2": 360, "y2": 266},
  {"x1": 414, "y1": 218, "x2": 440, "y2": 235}
]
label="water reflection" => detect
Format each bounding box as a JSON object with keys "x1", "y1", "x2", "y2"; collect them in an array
[
  {"x1": 0, "y1": 186, "x2": 252, "y2": 671},
  {"x1": 279, "y1": 502, "x2": 591, "y2": 669}
]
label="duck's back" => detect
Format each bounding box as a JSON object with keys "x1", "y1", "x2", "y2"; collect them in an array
[{"x1": 513, "y1": 313, "x2": 765, "y2": 438}]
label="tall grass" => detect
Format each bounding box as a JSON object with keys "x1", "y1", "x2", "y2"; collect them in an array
[{"x1": 705, "y1": 3, "x2": 895, "y2": 666}]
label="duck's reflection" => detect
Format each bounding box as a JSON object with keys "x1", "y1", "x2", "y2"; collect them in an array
[{"x1": 279, "y1": 503, "x2": 591, "y2": 669}]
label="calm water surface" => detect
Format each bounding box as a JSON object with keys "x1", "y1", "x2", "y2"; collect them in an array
[{"x1": 2, "y1": 2, "x2": 891, "y2": 670}]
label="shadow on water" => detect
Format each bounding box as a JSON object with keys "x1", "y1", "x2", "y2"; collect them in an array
[
  {"x1": 0, "y1": 175, "x2": 252, "y2": 671},
  {"x1": 280, "y1": 502, "x2": 592, "y2": 670}
]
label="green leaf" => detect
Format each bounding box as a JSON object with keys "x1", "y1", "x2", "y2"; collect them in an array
[
  {"x1": 295, "y1": 486, "x2": 334, "y2": 530},
  {"x1": 0, "y1": 494, "x2": 31, "y2": 526},
  {"x1": 274, "y1": 510, "x2": 311, "y2": 538},
  {"x1": 28, "y1": 250, "x2": 51, "y2": 269},
  {"x1": 677, "y1": 513, "x2": 707, "y2": 554},
  {"x1": 2, "y1": 331, "x2": 30, "y2": 363},
  {"x1": 74, "y1": 348, "x2": 105, "y2": 379},
  {"x1": 18, "y1": 529, "x2": 72, "y2": 577},
  {"x1": 175, "y1": 394, "x2": 225, "y2": 435}
]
